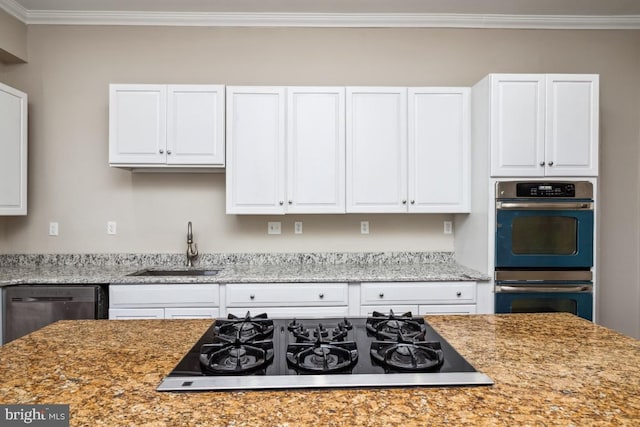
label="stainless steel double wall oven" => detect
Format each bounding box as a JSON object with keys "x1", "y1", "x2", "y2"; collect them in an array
[{"x1": 494, "y1": 181, "x2": 594, "y2": 320}]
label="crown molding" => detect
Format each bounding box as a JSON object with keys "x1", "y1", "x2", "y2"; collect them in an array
[{"x1": 1, "y1": 3, "x2": 639, "y2": 30}]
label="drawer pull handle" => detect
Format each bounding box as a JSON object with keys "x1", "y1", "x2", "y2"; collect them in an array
[
  {"x1": 379, "y1": 292, "x2": 384, "y2": 298},
  {"x1": 249, "y1": 294, "x2": 255, "y2": 300},
  {"x1": 319, "y1": 293, "x2": 324, "y2": 299},
  {"x1": 456, "y1": 291, "x2": 462, "y2": 297}
]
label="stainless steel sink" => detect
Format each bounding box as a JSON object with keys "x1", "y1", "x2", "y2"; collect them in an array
[{"x1": 128, "y1": 269, "x2": 220, "y2": 277}]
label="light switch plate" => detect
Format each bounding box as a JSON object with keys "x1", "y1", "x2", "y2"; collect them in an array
[
  {"x1": 294, "y1": 221, "x2": 303, "y2": 234},
  {"x1": 267, "y1": 221, "x2": 282, "y2": 235},
  {"x1": 444, "y1": 221, "x2": 453, "y2": 234},
  {"x1": 48, "y1": 222, "x2": 59, "y2": 236},
  {"x1": 360, "y1": 221, "x2": 369, "y2": 234},
  {"x1": 107, "y1": 221, "x2": 117, "y2": 235}
]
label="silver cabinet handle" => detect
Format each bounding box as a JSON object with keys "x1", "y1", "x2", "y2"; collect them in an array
[
  {"x1": 548, "y1": 161, "x2": 554, "y2": 166},
  {"x1": 249, "y1": 294, "x2": 255, "y2": 300},
  {"x1": 318, "y1": 293, "x2": 324, "y2": 299},
  {"x1": 539, "y1": 161, "x2": 545, "y2": 166},
  {"x1": 159, "y1": 149, "x2": 164, "y2": 154},
  {"x1": 379, "y1": 292, "x2": 384, "y2": 298}
]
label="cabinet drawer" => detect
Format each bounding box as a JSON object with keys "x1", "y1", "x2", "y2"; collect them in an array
[
  {"x1": 227, "y1": 306, "x2": 349, "y2": 318},
  {"x1": 226, "y1": 283, "x2": 348, "y2": 307},
  {"x1": 419, "y1": 304, "x2": 477, "y2": 315},
  {"x1": 109, "y1": 308, "x2": 165, "y2": 320},
  {"x1": 109, "y1": 284, "x2": 219, "y2": 307},
  {"x1": 165, "y1": 307, "x2": 219, "y2": 319},
  {"x1": 361, "y1": 282, "x2": 476, "y2": 305}
]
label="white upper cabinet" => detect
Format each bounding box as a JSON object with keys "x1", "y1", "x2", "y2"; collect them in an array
[
  {"x1": 226, "y1": 86, "x2": 345, "y2": 214},
  {"x1": 408, "y1": 88, "x2": 470, "y2": 213},
  {"x1": 346, "y1": 87, "x2": 408, "y2": 213},
  {"x1": 486, "y1": 74, "x2": 598, "y2": 177},
  {"x1": 109, "y1": 84, "x2": 224, "y2": 169},
  {"x1": 287, "y1": 87, "x2": 346, "y2": 214},
  {"x1": 0, "y1": 83, "x2": 28, "y2": 216},
  {"x1": 226, "y1": 86, "x2": 286, "y2": 214}
]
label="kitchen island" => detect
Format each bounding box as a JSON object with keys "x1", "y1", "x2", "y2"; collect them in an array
[{"x1": 1, "y1": 313, "x2": 638, "y2": 426}]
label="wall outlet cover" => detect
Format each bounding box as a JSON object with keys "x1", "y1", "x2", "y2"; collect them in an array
[
  {"x1": 48, "y1": 222, "x2": 59, "y2": 236},
  {"x1": 267, "y1": 221, "x2": 282, "y2": 235},
  {"x1": 360, "y1": 221, "x2": 369, "y2": 234}
]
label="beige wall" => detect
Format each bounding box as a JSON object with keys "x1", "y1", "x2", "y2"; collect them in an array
[
  {"x1": 0, "y1": 25, "x2": 639, "y2": 338},
  {"x1": 0, "y1": 8, "x2": 27, "y2": 63}
]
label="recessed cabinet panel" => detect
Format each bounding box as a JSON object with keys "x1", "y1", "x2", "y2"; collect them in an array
[
  {"x1": 109, "y1": 85, "x2": 166, "y2": 164},
  {"x1": 226, "y1": 87, "x2": 286, "y2": 214},
  {"x1": 0, "y1": 83, "x2": 27, "y2": 215},
  {"x1": 287, "y1": 87, "x2": 345, "y2": 213},
  {"x1": 408, "y1": 88, "x2": 470, "y2": 212},
  {"x1": 167, "y1": 85, "x2": 225, "y2": 165},
  {"x1": 490, "y1": 75, "x2": 545, "y2": 177},
  {"x1": 346, "y1": 88, "x2": 407, "y2": 213},
  {"x1": 545, "y1": 75, "x2": 599, "y2": 176}
]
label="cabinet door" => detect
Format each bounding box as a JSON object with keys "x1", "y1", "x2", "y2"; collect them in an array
[
  {"x1": 226, "y1": 87, "x2": 286, "y2": 214},
  {"x1": 408, "y1": 88, "x2": 470, "y2": 213},
  {"x1": 545, "y1": 75, "x2": 599, "y2": 176},
  {"x1": 287, "y1": 87, "x2": 346, "y2": 213},
  {"x1": 490, "y1": 75, "x2": 545, "y2": 177},
  {"x1": 346, "y1": 87, "x2": 407, "y2": 213},
  {"x1": 109, "y1": 84, "x2": 167, "y2": 164},
  {"x1": 167, "y1": 85, "x2": 225, "y2": 166},
  {"x1": 0, "y1": 83, "x2": 27, "y2": 215}
]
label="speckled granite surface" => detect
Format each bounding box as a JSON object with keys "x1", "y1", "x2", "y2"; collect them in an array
[
  {"x1": 0, "y1": 314, "x2": 638, "y2": 426},
  {"x1": 0, "y1": 252, "x2": 489, "y2": 286}
]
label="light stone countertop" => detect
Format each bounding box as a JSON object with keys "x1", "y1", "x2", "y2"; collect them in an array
[
  {"x1": 0, "y1": 313, "x2": 638, "y2": 426},
  {"x1": 0, "y1": 252, "x2": 489, "y2": 286}
]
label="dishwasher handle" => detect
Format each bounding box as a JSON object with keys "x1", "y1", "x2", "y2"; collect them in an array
[{"x1": 14, "y1": 296, "x2": 75, "y2": 302}]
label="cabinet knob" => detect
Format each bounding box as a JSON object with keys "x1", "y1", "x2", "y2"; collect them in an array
[
  {"x1": 402, "y1": 200, "x2": 407, "y2": 205},
  {"x1": 288, "y1": 200, "x2": 293, "y2": 205},
  {"x1": 319, "y1": 293, "x2": 324, "y2": 299},
  {"x1": 249, "y1": 294, "x2": 255, "y2": 300},
  {"x1": 379, "y1": 292, "x2": 384, "y2": 298},
  {"x1": 548, "y1": 161, "x2": 554, "y2": 166},
  {"x1": 167, "y1": 150, "x2": 172, "y2": 155},
  {"x1": 456, "y1": 291, "x2": 462, "y2": 297},
  {"x1": 159, "y1": 149, "x2": 164, "y2": 154},
  {"x1": 410, "y1": 200, "x2": 415, "y2": 205},
  {"x1": 279, "y1": 201, "x2": 284, "y2": 206},
  {"x1": 539, "y1": 161, "x2": 545, "y2": 166}
]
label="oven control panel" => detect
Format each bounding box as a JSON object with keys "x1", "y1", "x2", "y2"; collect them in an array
[{"x1": 516, "y1": 183, "x2": 575, "y2": 197}]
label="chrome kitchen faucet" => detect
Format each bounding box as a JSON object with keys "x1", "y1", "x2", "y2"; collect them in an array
[{"x1": 186, "y1": 221, "x2": 199, "y2": 267}]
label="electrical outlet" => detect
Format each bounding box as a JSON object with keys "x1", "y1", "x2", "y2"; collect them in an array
[
  {"x1": 107, "y1": 221, "x2": 117, "y2": 235},
  {"x1": 267, "y1": 221, "x2": 282, "y2": 235},
  {"x1": 360, "y1": 221, "x2": 369, "y2": 234},
  {"x1": 443, "y1": 221, "x2": 453, "y2": 234},
  {"x1": 48, "y1": 222, "x2": 59, "y2": 236},
  {"x1": 294, "y1": 221, "x2": 303, "y2": 234}
]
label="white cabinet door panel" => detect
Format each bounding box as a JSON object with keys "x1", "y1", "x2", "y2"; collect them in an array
[
  {"x1": 490, "y1": 75, "x2": 545, "y2": 177},
  {"x1": 167, "y1": 85, "x2": 224, "y2": 166},
  {"x1": 226, "y1": 283, "x2": 348, "y2": 307},
  {"x1": 0, "y1": 83, "x2": 27, "y2": 215},
  {"x1": 287, "y1": 87, "x2": 345, "y2": 213},
  {"x1": 419, "y1": 305, "x2": 477, "y2": 315},
  {"x1": 228, "y1": 306, "x2": 349, "y2": 318},
  {"x1": 226, "y1": 87, "x2": 286, "y2": 214},
  {"x1": 109, "y1": 308, "x2": 165, "y2": 320},
  {"x1": 408, "y1": 88, "x2": 470, "y2": 212},
  {"x1": 165, "y1": 307, "x2": 219, "y2": 319},
  {"x1": 545, "y1": 75, "x2": 599, "y2": 176},
  {"x1": 361, "y1": 282, "x2": 476, "y2": 305},
  {"x1": 109, "y1": 85, "x2": 166, "y2": 164},
  {"x1": 109, "y1": 284, "x2": 219, "y2": 307},
  {"x1": 346, "y1": 87, "x2": 407, "y2": 213}
]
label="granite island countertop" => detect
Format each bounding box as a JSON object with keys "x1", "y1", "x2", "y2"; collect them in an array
[
  {"x1": 1, "y1": 313, "x2": 638, "y2": 426},
  {"x1": 0, "y1": 252, "x2": 490, "y2": 286}
]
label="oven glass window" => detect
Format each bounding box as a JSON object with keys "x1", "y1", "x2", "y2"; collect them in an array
[
  {"x1": 512, "y1": 216, "x2": 577, "y2": 254},
  {"x1": 511, "y1": 298, "x2": 577, "y2": 315}
]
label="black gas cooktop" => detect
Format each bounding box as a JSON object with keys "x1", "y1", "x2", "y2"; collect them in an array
[{"x1": 157, "y1": 312, "x2": 493, "y2": 391}]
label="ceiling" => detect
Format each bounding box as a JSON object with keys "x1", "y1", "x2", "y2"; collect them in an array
[{"x1": 2, "y1": 0, "x2": 640, "y2": 28}]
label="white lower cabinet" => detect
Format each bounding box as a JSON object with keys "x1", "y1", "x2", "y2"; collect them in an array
[
  {"x1": 225, "y1": 283, "x2": 349, "y2": 318},
  {"x1": 108, "y1": 284, "x2": 220, "y2": 319},
  {"x1": 359, "y1": 282, "x2": 476, "y2": 316}
]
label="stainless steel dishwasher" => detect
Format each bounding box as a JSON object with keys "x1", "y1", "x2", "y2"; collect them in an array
[{"x1": 3, "y1": 285, "x2": 108, "y2": 344}]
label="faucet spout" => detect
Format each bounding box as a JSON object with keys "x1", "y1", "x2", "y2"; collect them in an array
[{"x1": 186, "y1": 221, "x2": 198, "y2": 267}]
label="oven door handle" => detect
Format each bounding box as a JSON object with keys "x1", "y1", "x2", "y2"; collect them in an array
[
  {"x1": 496, "y1": 202, "x2": 593, "y2": 210},
  {"x1": 496, "y1": 285, "x2": 592, "y2": 293}
]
